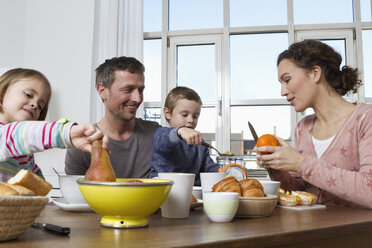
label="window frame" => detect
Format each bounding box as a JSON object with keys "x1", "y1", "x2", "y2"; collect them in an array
[{"x1": 143, "y1": 0, "x2": 372, "y2": 154}]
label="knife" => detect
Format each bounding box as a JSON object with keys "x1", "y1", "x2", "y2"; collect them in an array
[
  {"x1": 31, "y1": 222, "x2": 71, "y2": 235},
  {"x1": 247, "y1": 121, "x2": 275, "y2": 179},
  {"x1": 248, "y1": 121, "x2": 259, "y2": 143}
]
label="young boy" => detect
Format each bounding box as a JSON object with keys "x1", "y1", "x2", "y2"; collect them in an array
[{"x1": 149, "y1": 86, "x2": 218, "y2": 186}]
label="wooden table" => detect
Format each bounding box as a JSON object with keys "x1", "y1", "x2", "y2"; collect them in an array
[{"x1": 1, "y1": 204, "x2": 372, "y2": 248}]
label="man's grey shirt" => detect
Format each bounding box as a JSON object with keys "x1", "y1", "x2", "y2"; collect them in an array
[{"x1": 65, "y1": 118, "x2": 161, "y2": 178}]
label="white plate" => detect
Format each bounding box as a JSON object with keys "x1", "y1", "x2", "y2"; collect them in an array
[
  {"x1": 52, "y1": 198, "x2": 94, "y2": 212},
  {"x1": 277, "y1": 204, "x2": 326, "y2": 211}
]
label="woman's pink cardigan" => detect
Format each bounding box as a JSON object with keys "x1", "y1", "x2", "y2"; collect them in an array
[{"x1": 273, "y1": 102, "x2": 372, "y2": 209}]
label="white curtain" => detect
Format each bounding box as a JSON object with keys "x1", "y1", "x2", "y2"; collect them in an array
[{"x1": 90, "y1": 0, "x2": 144, "y2": 123}]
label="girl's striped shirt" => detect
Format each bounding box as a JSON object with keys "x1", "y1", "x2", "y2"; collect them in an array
[{"x1": 0, "y1": 120, "x2": 74, "y2": 182}]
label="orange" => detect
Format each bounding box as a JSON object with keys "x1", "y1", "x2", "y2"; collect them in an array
[{"x1": 256, "y1": 134, "x2": 279, "y2": 154}]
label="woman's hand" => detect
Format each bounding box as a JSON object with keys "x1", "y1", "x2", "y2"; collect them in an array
[
  {"x1": 178, "y1": 127, "x2": 202, "y2": 146},
  {"x1": 254, "y1": 136, "x2": 305, "y2": 172},
  {"x1": 69, "y1": 123, "x2": 109, "y2": 152}
]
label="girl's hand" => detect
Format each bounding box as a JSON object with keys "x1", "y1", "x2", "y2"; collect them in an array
[
  {"x1": 69, "y1": 123, "x2": 109, "y2": 152},
  {"x1": 254, "y1": 136, "x2": 305, "y2": 172},
  {"x1": 178, "y1": 127, "x2": 202, "y2": 146}
]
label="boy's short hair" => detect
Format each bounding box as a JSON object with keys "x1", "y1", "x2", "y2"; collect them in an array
[
  {"x1": 95, "y1": 56, "x2": 145, "y2": 89},
  {"x1": 164, "y1": 86, "x2": 202, "y2": 122}
]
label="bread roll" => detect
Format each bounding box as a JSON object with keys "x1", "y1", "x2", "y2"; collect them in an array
[
  {"x1": 8, "y1": 169, "x2": 52, "y2": 196},
  {"x1": 0, "y1": 182, "x2": 18, "y2": 196},
  {"x1": 5, "y1": 183, "x2": 35, "y2": 196},
  {"x1": 291, "y1": 191, "x2": 316, "y2": 206},
  {"x1": 278, "y1": 192, "x2": 301, "y2": 206},
  {"x1": 239, "y1": 179, "x2": 264, "y2": 197},
  {"x1": 212, "y1": 176, "x2": 242, "y2": 195}
]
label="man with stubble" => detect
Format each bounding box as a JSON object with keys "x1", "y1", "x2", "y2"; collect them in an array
[{"x1": 65, "y1": 56, "x2": 160, "y2": 178}]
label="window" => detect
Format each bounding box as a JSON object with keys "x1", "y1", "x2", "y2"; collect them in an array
[
  {"x1": 168, "y1": 0, "x2": 223, "y2": 30},
  {"x1": 177, "y1": 44, "x2": 216, "y2": 101},
  {"x1": 293, "y1": 0, "x2": 353, "y2": 24},
  {"x1": 143, "y1": 0, "x2": 372, "y2": 156},
  {"x1": 143, "y1": 39, "x2": 162, "y2": 102},
  {"x1": 361, "y1": 0, "x2": 372, "y2": 22},
  {"x1": 230, "y1": 0, "x2": 287, "y2": 27},
  {"x1": 363, "y1": 30, "x2": 372, "y2": 98},
  {"x1": 143, "y1": 0, "x2": 162, "y2": 32},
  {"x1": 230, "y1": 33, "x2": 288, "y2": 100}
]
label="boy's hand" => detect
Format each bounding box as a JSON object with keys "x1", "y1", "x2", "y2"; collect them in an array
[
  {"x1": 178, "y1": 127, "x2": 202, "y2": 146},
  {"x1": 70, "y1": 123, "x2": 109, "y2": 153}
]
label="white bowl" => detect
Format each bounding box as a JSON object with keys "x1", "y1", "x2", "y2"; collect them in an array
[
  {"x1": 192, "y1": 186, "x2": 202, "y2": 200},
  {"x1": 59, "y1": 175, "x2": 86, "y2": 204},
  {"x1": 203, "y1": 192, "x2": 239, "y2": 222},
  {"x1": 258, "y1": 180, "x2": 281, "y2": 195}
]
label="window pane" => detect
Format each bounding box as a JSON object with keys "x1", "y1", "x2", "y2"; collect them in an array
[
  {"x1": 144, "y1": 39, "x2": 162, "y2": 102},
  {"x1": 169, "y1": 0, "x2": 223, "y2": 30},
  {"x1": 230, "y1": 33, "x2": 288, "y2": 100},
  {"x1": 294, "y1": 0, "x2": 353, "y2": 24},
  {"x1": 363, "y1": 30, "x2": 372, "y2": 97},
  {"x1": 318, "y1": 39, "x2": 346, "y2": 67},
  {"x1": 144, "y1": 0, "x2": 162, "y2": 32},
  {"x1": 230, "y1": 106, "x2": 291, "y2": 155},
  {"x1": 361, "y1": 0, "x2": 372, "y2": 22},
  {"x1": 198, "y1": 107, "x2": 217, "y2": 155},
  {"x1": 177, "y1": 44, "x2": 216, "y2": 101},
  {"x1": 230, "y1": 0, "x2": 287, "y2": 27},
  {"x1": 144, "y1": 107, "x2": 161, "y2": 124}
]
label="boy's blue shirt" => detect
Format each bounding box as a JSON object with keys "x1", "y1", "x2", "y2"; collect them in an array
[{"x1": 149, "y1": 127, "x2": 218, "y2": 186}]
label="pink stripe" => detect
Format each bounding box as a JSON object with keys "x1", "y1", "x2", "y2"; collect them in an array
[
  {"x1": 48, "y1": 122, "x2": 56, "y2": 148},
  {"x1": 5, "y1": 124, "x2": 16, "y2": 157},
  {"x1": 42, "y1": 123, "x2": 48, "y2": 149},
  {"x1": 19, "y1": 161, "x2": 29, "y2": 165},
  {"x1": 32, "y1": 164, "x2": 41, "y2": 174},
  {"x1": 18, "y1": 155, "x2": 28, "y2": 158},
  {"x1": 9, "y1": 122, "x2": 20, "y2": 155}
]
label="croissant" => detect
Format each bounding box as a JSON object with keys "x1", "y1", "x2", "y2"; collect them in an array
[
  {"x1": 212, "y1": 177, "x2": 265, "y2": 197},
  {"x1": 239, "y1": 179, "x2": 264, "y2": 197},
  {"x1": 212, "y1": 176, "x2": 242, "y2": 195}
]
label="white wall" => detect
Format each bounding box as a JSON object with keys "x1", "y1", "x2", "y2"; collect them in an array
[
  {"x1": 0, "y1": 0, "x2": 96, "y2": 181},
  {"x1": 0, "y1": 0, "x2": 26, "y2": 68}
]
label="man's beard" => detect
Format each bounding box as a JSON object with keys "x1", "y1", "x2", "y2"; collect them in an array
[{"x1": 109, "y1": 106, "x2": 136, "y2": 121}]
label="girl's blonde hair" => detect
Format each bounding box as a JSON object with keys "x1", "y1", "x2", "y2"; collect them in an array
[{"x1": 0, "y1": 68, "x2": 52, "y2": 120}]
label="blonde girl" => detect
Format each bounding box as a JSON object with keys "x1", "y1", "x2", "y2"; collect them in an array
[{"x1": 0, "y1": 68, "x2": 107, "y2": 182}]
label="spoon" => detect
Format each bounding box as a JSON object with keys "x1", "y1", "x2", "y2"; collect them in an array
[
  {"x1": 201, "y1": 141, "x2": 222, "y2": 156},
  {"x1": 201, "y1": 141, "x2": 234, "y2": 156}
]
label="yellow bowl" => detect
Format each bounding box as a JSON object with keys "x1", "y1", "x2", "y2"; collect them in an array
[{"x1": 77, "y1": 178, "x2": 173, "y2": 228}]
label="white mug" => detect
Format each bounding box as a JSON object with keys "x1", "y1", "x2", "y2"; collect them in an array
[
  {"x1": 158, "y1": 173, "x2": 195, "y2": 219},
  {"x1": 200, "y1": 172, "x2": 227, "y2": 195}
]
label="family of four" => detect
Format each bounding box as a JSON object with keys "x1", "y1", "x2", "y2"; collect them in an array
[{"x1": 1, "y1": 40, "x2": 372, "y2": 209}]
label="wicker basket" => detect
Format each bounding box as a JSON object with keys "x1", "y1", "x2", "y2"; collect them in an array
[{"x1": 0, "y1": 196, "x2": 49, "y2": 241}]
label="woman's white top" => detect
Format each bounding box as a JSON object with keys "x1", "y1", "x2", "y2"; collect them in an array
[{"x1": 312, "y1": 135, "x2": 335, "y2": 158}]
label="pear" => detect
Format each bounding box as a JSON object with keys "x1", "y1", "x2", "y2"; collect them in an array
[{"x1": 85, "y1": 140, "x2": 116, "y2": 182}]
